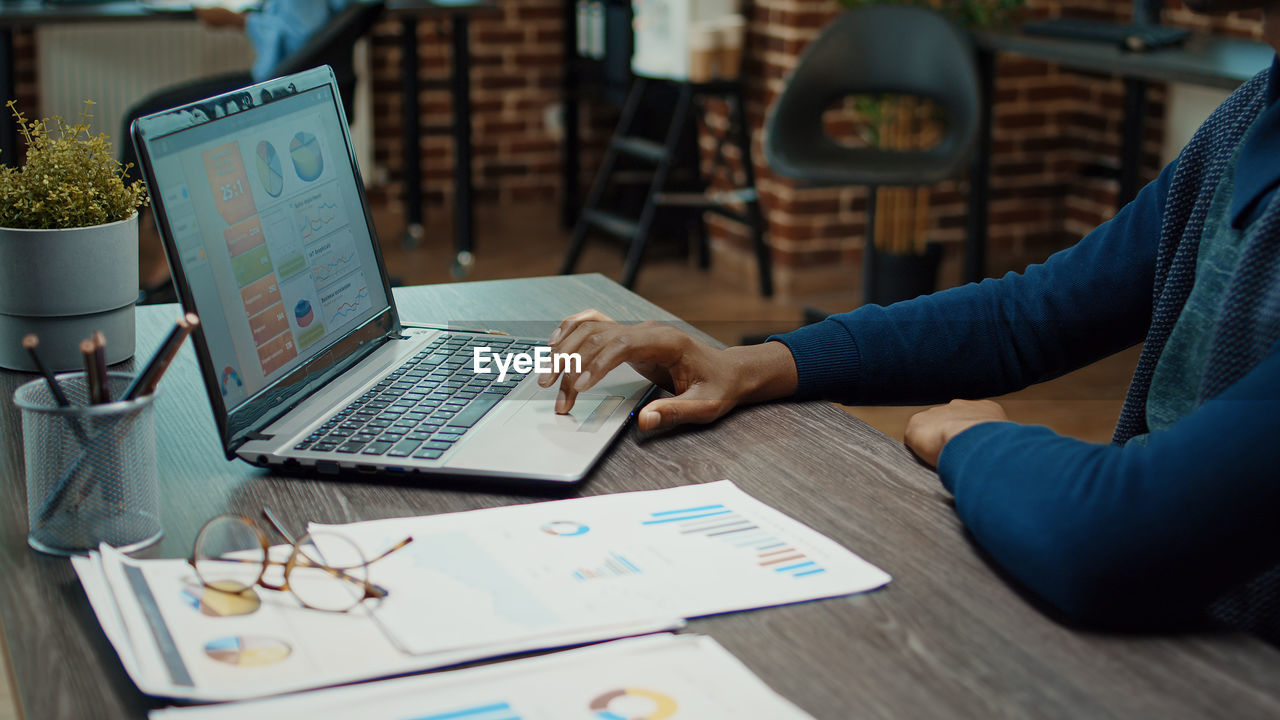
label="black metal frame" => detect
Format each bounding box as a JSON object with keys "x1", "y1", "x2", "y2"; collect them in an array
[{"x1": 560, "y1": 78, "x2": 773, "y2": 297}]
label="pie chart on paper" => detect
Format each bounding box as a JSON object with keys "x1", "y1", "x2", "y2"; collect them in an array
[
  {"x1": 204, "y1": 635, "x2": 291, "y2": 667},
  {"x1": 255, "y1": 141, "x2": 284, "y2": 197},
  {"x1": 289, "y1": 131, "x2": 324, "y2": 182}
]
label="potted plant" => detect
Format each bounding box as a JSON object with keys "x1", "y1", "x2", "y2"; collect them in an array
[
  {"x1": 838, "y1": 0, "x2": 1024, "y2": 305},
  {"x1": 0, "y1": 101, "x2": 148, "y2": 371}
]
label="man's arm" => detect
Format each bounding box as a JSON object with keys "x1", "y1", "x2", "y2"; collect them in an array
[
  {"x1": 773, "y1": 157, "x2": 1179, "y2": 405},
  {"x1": 936, "y1": 345, "x2": 1280, "y2": 629}
]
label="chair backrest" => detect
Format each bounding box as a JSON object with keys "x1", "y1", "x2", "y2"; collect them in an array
[
  {"x1": 269, "y1": 0, "x2": 386, "y2": 124},
  {"x1": 764, "y1": 5, "x2": 981, "y2": 187}
]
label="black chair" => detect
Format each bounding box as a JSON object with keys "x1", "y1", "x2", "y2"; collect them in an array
[
  {"x1": 764, "y1": 4, "x2": 980, "y2": 306},
  {"x1": 270, "y1": 0, "x2": 386, "y2": 124}
]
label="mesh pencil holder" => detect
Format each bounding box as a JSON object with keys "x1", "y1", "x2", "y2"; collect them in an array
[{"x1": 13, "y1": 372, "x2": 162, "y2": 555}]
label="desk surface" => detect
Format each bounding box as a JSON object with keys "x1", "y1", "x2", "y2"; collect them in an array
[
  {"x1": 2, "y1": 275, "x2": 1279, "y2": 719},
  {"x1": 973, "y1": 28, "x2": 1274, "y2": 90}
]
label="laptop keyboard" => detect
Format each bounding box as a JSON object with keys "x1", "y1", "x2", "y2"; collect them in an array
[{"x1": 292, "y1": 334, "x2": 533, "y2": 461}]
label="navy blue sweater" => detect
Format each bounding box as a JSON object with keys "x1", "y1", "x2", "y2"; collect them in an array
[{"x1": 773, "y1": 65, "x2": 1280, "y2": 631}]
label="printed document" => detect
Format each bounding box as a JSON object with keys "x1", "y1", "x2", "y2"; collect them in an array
[
  {"x1": 149, "y1": 634, "x2": 817, "y2": 719},
  {"x1": 73, "y1": 480, "x2": 889, "y2": 702},
  {"x1": 316, "y1": 480, "x2": 891, "y2": 655}
]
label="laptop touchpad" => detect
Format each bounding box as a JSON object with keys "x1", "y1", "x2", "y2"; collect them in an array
[{"x1": 507, "y1": 394, "x2": 625, "y2": 433}]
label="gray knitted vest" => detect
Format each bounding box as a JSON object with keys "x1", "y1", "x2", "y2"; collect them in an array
[{"x1": 1112, "y1": 66, "x2": 1280, "y2": 643}]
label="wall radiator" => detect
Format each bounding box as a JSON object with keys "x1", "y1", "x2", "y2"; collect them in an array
[{"x1": 36, "y1": 23, "x2": 373, "y2": 174}]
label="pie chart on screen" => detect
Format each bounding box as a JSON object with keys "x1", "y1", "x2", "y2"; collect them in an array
[
  {"x1": 290, "y1": 131, "x2": 324, "y2": 182},
  {"x1": 255, "y1": 140, "x2": 283, "y2": 197},
  {"x1": 294, "y1": 299, "x2": 315, "y2": 327}
]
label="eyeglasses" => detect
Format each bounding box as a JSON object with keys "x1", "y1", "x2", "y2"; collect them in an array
[{"x1": 189, "y1": 509, "x2": 413, "y2": 613}]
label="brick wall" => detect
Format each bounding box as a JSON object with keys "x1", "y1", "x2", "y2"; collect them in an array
[
  {"x1": 4, "y1": 29, "x2": 39, "y2": 166},
  {"x1": 6, "y1": 2, "x2": 1264, "y2": 295},
  {"x1": 365, "y1": 0, "x2": 616, "y2": 210},
  {"x1": 700, "y1": 0, "x2": 1264, "y2": 296}
]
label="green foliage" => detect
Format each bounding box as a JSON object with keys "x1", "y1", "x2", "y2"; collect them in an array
[
  {"x1": 0, "y1": 101, "x2": 148, "y2": 230},
  {"x1": 839, "y1": 0, "x2": 1025, "y2": 28}
]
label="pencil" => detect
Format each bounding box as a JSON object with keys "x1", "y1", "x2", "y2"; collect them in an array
[
  {"x1": 81, "y1": 338, "x2": 105, "y2": 406},
  {"x1": 92, "y1": 331, "x2": 110, "y2": 403},
  {"x1": 122, "y1": 312, "x2": 199, "y2": 401},
  {"x1": 22, "y1": 334, "x2": 72, "y2": 408}
]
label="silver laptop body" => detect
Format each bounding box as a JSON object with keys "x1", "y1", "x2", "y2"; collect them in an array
[{"x1": 132, "y1": 66, "x2": 650, "y2": 485}]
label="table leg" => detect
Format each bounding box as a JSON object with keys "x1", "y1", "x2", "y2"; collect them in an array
[
  {"x1": 1, "y1": 28, "x2": 17, "y2": 168},
  {"x1": 561, "y1": 0, "x2": 580, "y2": 230},
  {"x1": 1120, "y1": 78, "x2": 1147, "y2": 208},
  {"x1": 401, "y1": 16, "x2": 424, "y2": 247},
  {"x1": 862, "y1": 186, "x2": 878, "y2": 306},
  {"x1": 965, "y1": 47, "x2": 995, "y2": 285},
  {"x1": 451, "y1": 13, "x2": 475, "y2": 275}
]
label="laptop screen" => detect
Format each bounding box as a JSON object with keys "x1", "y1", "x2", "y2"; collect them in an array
[{"x1": 142, "y1": 82, "x2": 391, "y2": 411}]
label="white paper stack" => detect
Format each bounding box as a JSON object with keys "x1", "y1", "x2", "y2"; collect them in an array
[
  {"x1": 73, "y1": 480, "x2": 890, "y2": 702},
  {"x1": 149, "y1": 633, "x2": 817, "y2": 719}
]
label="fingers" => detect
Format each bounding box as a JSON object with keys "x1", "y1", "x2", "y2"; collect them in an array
[
  {"x1": 540, "y1": 309, "x2": 615, "y2": 389},
  {"x1": 570, "y1": 322, "x2": 679, "y2": 393},
  {"x1": 549, "y1": 321, "x2": 683, "y2": 404},
  {"x1": 902, "y1": 408, "x2": 943, "y2": 468},
  {"x1": 637, "y1": 391, "x2": 729, "y2": 431},
  {"x1": 548, "y1": 308, "x2": 612, "y2": 346}
]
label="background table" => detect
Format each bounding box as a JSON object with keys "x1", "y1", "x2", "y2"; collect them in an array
[
  {"x1": 965, "y1": 29, "x2": 1274, "y2": 283},
  {"x1": 2, "y1": 275, "x2": 1279, "y2": 718}
]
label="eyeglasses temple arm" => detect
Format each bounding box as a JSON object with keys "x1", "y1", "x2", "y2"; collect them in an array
[
  {"x1": 366, "y1": 536, "x2": 414, "y2": 564},
  {"x1": 262, "y1": 507, "x2": 297, "y2": 544}
]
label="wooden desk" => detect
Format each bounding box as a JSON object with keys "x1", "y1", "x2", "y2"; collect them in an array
[{"x1": 2, "y1": 275, "x2": 1279, "y2": 718}]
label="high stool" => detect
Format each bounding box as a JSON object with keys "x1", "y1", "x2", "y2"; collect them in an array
[{"x1": 560, "y1": 77, "x2": 773, "y2": 296}]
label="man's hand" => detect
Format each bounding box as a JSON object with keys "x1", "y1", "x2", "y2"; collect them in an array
[
  {"x1": 539, "y1": 309, "x2": 797, "y2": 431},
  {"x1": 904, "y1": 399, "x2": 1010, "y2": 468}
]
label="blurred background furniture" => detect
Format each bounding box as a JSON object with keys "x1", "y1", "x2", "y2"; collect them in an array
[
  {"x1": 274, "y1": 0, "x2": 387, "y2": 123},
  {"x1": 384, "y1": 0, "x2": 498, "y2": 273},
  {"x1": 764, "y1": 4, "x2": 980, "y2": 307},
  {"x1": 560, "y1": 76, "x2": 772, "y2": 296},
  {"x1": 967, "y1": 23, "x2": 1272, "y2": 281}
]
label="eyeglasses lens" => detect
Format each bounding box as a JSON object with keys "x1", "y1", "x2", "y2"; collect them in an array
[
  {"x1": 288, "y1": 531, "x2": 369, "y2": 612},
  {"x1": 193, "y1": 516, "x2": 266, "y2": 594}
]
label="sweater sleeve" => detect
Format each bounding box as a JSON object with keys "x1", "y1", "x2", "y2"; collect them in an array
[
  {"x1": 771, "y1": 157, "x2": 1179, "y2": 405},
  {"x1": 936, "y1": 344, "x2": 1280, "y2": 630}
]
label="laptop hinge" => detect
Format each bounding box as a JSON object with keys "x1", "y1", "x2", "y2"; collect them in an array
[{"x1": 244, "y1": 431, "x2": 274, "y2": 442}]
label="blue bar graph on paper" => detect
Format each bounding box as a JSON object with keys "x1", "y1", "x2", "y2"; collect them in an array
[
  {"x1": 406, "y1": 702, "x2": 521, "y2": 720},
  {"x1": 648, "y1": 504, "x2": 726, "y2": 517},
  {"x1": 643, "y1": 503, "x2": 829, "y2": 579},
  {"x1": 641, "y1": 510, "x2": 732, "y2": 525}
]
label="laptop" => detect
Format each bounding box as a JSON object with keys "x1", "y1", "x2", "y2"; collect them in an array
[{"x1": 131, "y1": 66, "x2": 652, "y2": 485}]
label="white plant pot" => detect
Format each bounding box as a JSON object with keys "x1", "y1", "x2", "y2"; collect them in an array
[{"x1": 0, "y1": 213, "x2": 138, "y2": 372}]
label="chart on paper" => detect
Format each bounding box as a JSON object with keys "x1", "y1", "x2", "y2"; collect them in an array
[
  {"x1": 328, "y1": 480, "x2": 891, "y2": 657},
  {"x1": 641, "y1": 503, "x2": 828, "y2": 578},
  {"x1": 145, "y1": 635, "x2": 817, "y2": 719}
]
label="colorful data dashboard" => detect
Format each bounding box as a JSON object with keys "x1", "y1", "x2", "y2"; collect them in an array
[{"x1": 188, "y1": 113, "x2": 376, "y2": 396}]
